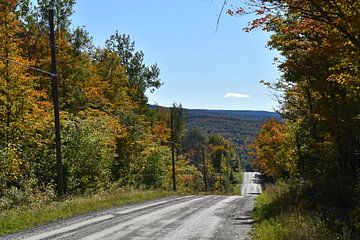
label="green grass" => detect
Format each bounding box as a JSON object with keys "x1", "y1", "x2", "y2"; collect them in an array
[
  {"x1": 221, "y1": 171, "x2": 242, "y2": 195},
  {"x1": 252, "y1": 183, "x2": 349, "y2": 240},
  {"x1": 253, "y1": 208, "x2": 333, "y2": 240},
  {"x1": 0, "y1": 189, "x2": 173, "y2": 236},
  {"x1": 231, "y1": 184, "x2": 241, "y2": 195},
  {"x1": 232, "y1": 171, "x2": 243, "y2": 184}
]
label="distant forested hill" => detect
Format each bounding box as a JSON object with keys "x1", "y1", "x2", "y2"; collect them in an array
[{"x1": 185, "y1": 109, "x2": 281, "y2": 170}]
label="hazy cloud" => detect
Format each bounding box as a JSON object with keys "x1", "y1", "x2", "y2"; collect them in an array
[{"x1": 224, "y1": 93, "x2": 251, "y2": 98}]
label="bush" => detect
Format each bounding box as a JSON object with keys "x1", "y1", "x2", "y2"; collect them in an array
[
  {"x1": 127, "y1": 145, "x2": 169, "y2": 189},
  {"x1": 62, "y1": 119, "x2": 114, "y2": 194},
  {"x1": 141, "y1": 146, "x2": 168, "y2": 188},
  {"x1": 164, "y1": 158, "x2": 203, "y2": 193},
  {"x1": 0, "y1": 145, "x2": 25, "y2": 194},
  {"x1": 0, "y1": 178, "x2": 55, "y2": 211}
]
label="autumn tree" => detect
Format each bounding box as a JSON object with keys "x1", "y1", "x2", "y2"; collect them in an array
[
  {"x1": 18, "y1": 0, "x2": 93, "y2": 112},
  {"x1": 182, "y1": 129, "x2": 205, "y2": 165},
  {"x1": 170, "y1": 103, "x2": 185, "y2": 148},
  {"x1": 0, "y1": 0, "x2": 56, "y2": 202},
  {"x1": 0, "y1": 0, "x2": 211, "y2": 206},
  {"x1": 228, "y1": 0, "x2": 360, "y2": 235},
  {"x1": 206, "y1": 135, "x2": 238, "y2": 191},
  {"x1": 227, "y1": 0, "x2": 359, "y2": 195},
  {"x1": 105, "y1": 32, "x2": 162, "y2": 112},
  {"x1": 86, "y1": 48, "x2": 130, "y2": 113},
  {"x1": 251, "y1": 119, "x2": 296, "y2": 179}
]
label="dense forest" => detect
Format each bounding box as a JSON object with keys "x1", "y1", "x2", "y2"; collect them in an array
[
  {"x1": 2, "y1": 0, "x2": 359, "y2": 238},
  {"x1": 226, "y1": 0, "x2": 360, "y2": 239},
  {"x1": 185, "y1": 109, "x2": 280, "y2": 170},
  {"x1": 0, "y1": 0, "x2": 241, "y2": 212}
]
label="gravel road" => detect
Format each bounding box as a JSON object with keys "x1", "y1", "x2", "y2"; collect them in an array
[{"x1": 3, "y1": 172, "x2": 261, "y2": 240}]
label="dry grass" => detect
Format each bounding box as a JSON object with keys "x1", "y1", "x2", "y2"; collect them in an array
[{"x1": 0, "y1": 189, "x2": 172, "y2": 236}]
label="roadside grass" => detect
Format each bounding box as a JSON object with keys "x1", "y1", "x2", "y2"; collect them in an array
[
  {"x1": 223, "y1": 170, "x2": 242, "y2": 195},
  {"x1": 253, "y1": 211, "x2": 334, "y2": 240},
  {"x1": 231, "y1": 184, "x2": 241, "y2": 195},
  {"x1": 233, "y1": 172, "x2": 242, "y2": 190},
  {"x1": 232, "y1": 171, "x2": 243, "y2": 185},
  {"x1": 0, "y1": 189, "x2": 173, "y2": 236},
  {"x1": 231, "y1": 171, "x2": 243, "y2": 195},
  {"x1": 252, "y1": 182, "x2": 350, "y2": 240}
]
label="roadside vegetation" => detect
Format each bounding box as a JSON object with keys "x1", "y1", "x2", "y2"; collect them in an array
[
  {"x1": 0, "y1": 189, "x2": 171, "y2": 236},
  {"x1": 0, "y1": 1, "x2": 243, "y2": 235},
  {"x1": 252, "y1": 182, "x2": 351, "y2": 240},
  {"x1": 226, "y1": 0, "x2": 360, "y2": 239}
]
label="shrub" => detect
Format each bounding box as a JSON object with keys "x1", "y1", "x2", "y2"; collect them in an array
[
  {"x1": 62, "y1": 119, "x2": 113, "y2": 194},
  {"x1": 127, "y1": 145, "x2": 169, "y2": 189}
]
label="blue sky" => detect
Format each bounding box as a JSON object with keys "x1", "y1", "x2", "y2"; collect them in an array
[{"x1": 71, "y1": 0, "x2": 280, "y2": 111}]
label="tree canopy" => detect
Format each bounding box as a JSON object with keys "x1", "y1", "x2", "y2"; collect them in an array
[{"x1": 235, "y1": 0, "x2": 359, "y2": 236}]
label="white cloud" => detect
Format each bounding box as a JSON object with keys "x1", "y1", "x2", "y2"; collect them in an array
[{"x1": 224, "y1": 93, "x2": 251, "y2": 98}]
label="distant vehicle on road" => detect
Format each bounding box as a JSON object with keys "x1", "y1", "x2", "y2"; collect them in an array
[{"x1": 252, "y1": 173, "x2": 263, "y2": 184}]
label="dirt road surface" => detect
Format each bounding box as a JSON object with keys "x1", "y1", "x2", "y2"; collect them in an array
[{"x1": 4, "y1": 172, "x2": 261, "y2": 240}]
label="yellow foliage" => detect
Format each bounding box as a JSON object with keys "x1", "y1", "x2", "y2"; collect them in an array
[{"x1": 252, "y1": 119, "x2": 296, "y2": 179}]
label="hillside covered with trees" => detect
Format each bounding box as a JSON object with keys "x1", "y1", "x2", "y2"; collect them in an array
[{"x1": 185, "y1": 109, "x2": 280, "y2": 170}]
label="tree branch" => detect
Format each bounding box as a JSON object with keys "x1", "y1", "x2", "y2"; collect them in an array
[{"x1": 215, "y1": 0, "x2": 227, "y2": 33}]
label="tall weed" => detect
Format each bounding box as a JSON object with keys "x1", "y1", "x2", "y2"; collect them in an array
[{"x1": 253, "y1": 180, "x2": 352, "y2": 240}]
